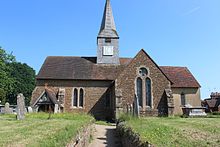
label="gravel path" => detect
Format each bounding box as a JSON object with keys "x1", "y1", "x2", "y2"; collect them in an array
[{"x1": 88, "y1": 124, "x2": 121, "y2": 147}]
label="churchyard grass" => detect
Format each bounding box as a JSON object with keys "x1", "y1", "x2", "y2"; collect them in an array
[
  {"x1": 0, "y1": 113, "x2": 94, "y2": 147},
  {"x1": 124, "y1": 117, "x2": 220, "y2": 146}
]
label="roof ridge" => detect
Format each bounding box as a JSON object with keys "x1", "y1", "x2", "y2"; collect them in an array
[{"x1": 160, "y1": 66, "x2": 187, "y2": 68}]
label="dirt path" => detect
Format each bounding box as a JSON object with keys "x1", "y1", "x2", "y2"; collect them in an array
[{"x1": 88, "y1": 124, "x2": 121, "y2": 147}]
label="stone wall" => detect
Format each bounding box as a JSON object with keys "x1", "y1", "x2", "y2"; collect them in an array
[
  {"x1": 116, "y1": 50, "x2": 171, "y2": 116},
  {"x1": 116, "y1": 122, "x2": 153, "y2": 147},
  {"x1": 66, "y1": 124, "x2": 94, "y2": 147},
  {"x1": 31, "y1": 80, "x2": 115, "y2": 120},
  {"x1": 172, "y1": 88, "x2": 201, "y2": 115}
]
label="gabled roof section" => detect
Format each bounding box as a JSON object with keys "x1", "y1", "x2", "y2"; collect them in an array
[
  {"x1": 206, "y1": 99, "x2": 218, "y2": 108},
  {"x1": 45, "y1": 88, "x2": 60, "y2": 105},
  {"x1": 32, "y1": 88, "x2": 61, "y2": 107},
  {"x1": 37, "y1": 56, "x2": 130, "y2": 80},
  {"x1": 130, "y1": 49, "x2": 173, "y2": 83},
  {"x1": 98, "y1": 0, "x2": 119, "y2": 38},
  {"x1": 36, "y1": 50, "x2": 200, "y2": 88},
  {"x1": 160, "y1": 66, "x2": 201, "y2": 88}
]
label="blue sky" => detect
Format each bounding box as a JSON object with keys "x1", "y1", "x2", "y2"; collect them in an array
[{"x1": 0, "y1": 0, "x2": 220, "y2": 99}]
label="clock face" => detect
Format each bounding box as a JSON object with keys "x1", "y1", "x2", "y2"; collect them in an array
[{"x1": 103, "y1": 46, "x2": 114, "y2": 56}]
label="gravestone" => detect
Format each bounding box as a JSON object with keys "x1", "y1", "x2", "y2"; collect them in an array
[
  {"x1": 28, "y1": 107, "x2": 33, "y2": 113},
  {"x1": 133, "y1": 95, "x2": 140, "y2": 117},
  {"x1": 54, "y1": 104, "x2": 59, "y2": 113},
  {"x1": 4, "y1": 102, "x2": 12, "y2": 114},
  {"x1": 16, "y1": 93, "x2": 26, "y2": 120}
]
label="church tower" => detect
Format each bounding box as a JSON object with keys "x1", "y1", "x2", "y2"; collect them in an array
[{"x1": 97, "y1": 0, "x2": 120, "y2": 65}]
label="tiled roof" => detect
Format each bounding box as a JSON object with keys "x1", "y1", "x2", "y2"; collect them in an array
[
  {"x1": 160, "y1": 66, "x2": 201, "y2": 88},
  {"x1": 45, "y1": 88, "x2": 60, "y2": 106},
  {"x1": 206, "y1": 99, "x2": 218, "y2": 108},
  {"x1": 31, "y1": 88, "x2": 61, "y2": 107},
  {"x1": 37, "y1": 57, "x2": 130, "y2": 80},
  {"x1": 37, "y1": 56, "x2": 200, "y2": 88}
]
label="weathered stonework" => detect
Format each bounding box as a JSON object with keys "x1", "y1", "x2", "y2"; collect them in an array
[
  {"x1": 31, "y1": 80, "x2": 115, "y2": 120},
  {"x1": 116, "y1": 50, "x2": 171, "y2": 117},
  {"x1": 17, "y1": 93, "x2": 26, "y2": 120}
]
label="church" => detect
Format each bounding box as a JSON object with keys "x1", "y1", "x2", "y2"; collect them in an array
[{"x1": 31, "y1": 0, "x2": 201, "y2": 120}]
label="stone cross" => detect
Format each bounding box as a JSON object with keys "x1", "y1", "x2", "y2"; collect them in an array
[
  {"x1": 16, "y1": 93, "x2": 26, "y2": 120},
  {"x1": 4, "y1": 102, "x2": 12, "y2": 114}
]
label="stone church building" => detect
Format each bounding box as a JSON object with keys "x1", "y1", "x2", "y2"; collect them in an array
[{"x1": 31, "y1": 0, "x2": 201, "y2": 120}]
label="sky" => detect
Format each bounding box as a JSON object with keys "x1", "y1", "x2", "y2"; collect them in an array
[{"x1": 0, "y1": 0, "x2": 220, "y2": 99}]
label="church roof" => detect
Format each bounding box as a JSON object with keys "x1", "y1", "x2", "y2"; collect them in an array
[
  {"x1": 98, "y1": 0, "x2": 118, "y2": 38},
  {"x1": 160, "y1": 66, "x2": 201, "y2": 88},
  {"x1": 37, "y1": 56, "x2": 200, "y2": 88},
  {"x1": 206, "y1": 99, "x2": 218, "y2": 108},
  {"x1": 37, "y1": 56, "x2": 130, "y2": 80}
]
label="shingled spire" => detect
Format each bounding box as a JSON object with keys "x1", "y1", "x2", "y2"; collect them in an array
[
  {"x1": 97, "y1": 0, "x2": 120, "y2": 65},
  {"x1": 98, "y1": 0, "x2": 118, "y2": 38}
]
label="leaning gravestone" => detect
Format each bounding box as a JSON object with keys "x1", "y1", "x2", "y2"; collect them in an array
[
  {"x1": 16, "y1": 93, "x2": 26, "y2": 120},
  {"x1": 4, "y1": 102, "x2": 12, "y2": 114}
]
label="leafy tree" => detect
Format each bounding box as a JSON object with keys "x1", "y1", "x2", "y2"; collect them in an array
[
  {"x1": 0, "y1": 47, "x2": 35, "y2": 105},
  {"x1": 7, "y1": 62, "x2": 36, "y2": 105},
  {"x1": 0, "y1": 47, "x2": 15, "y2": 104}
]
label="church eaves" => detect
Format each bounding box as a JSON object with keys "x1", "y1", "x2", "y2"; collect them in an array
[{"x1": 98, "y1": 0, "x2": 119, "y2": 38}]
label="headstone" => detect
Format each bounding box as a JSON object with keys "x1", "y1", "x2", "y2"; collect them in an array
[
  {"x1": 133, "y1": 95, "x2": 140, "y2": 117},
  {"x1": 4, "y1": 102, "x2": 12, "y2": 114},
  {"x1": 54, "y1": 104, "x2": 59, "y2": 113},
  {"x1": 17, "y1": 93, "x2": 26, "y2": 120},
  {"x1": 28, "y1": 107, "x2": 33, "y2": 113}
]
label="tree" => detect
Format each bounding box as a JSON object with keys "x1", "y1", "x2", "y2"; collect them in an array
[
  {"x1": 0, "y1": 47, "x2": 15, "y2": 104},
  {"x1": 7, "y1": 62, "x2": 36, "y2": 105},
  {"x1": 0, "y1": 47, "x2": 36, "y2": 105}
]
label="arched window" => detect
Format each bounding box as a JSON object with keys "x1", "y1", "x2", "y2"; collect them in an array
[
  {"x1": 79, "y1": 88, "x2": 84, "y2": 107},
  {"x1": 73, "y1": 89, "x2": 78, "y2": 107},
  {"x1": 136, "y1": 77, "x2": 143, "y2": 107},
  {"x1": 146, "y1": 78, "x2": 152, "y2": 107}
]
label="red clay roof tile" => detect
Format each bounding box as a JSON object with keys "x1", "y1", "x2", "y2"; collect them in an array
[{"x1": 160, "y1": 66, "x2": 201, "y2": 88}]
